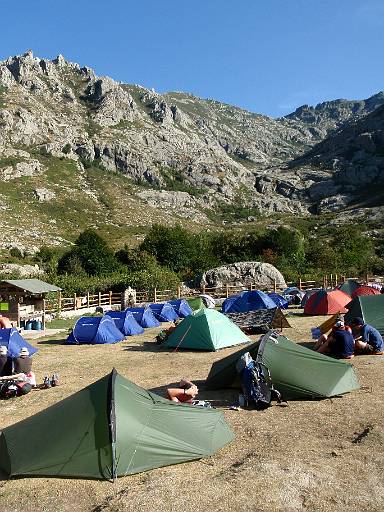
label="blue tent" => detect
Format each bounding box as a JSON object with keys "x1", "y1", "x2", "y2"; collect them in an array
[
  {"x1": 125, "y1": 307, "x2": 161, "y2": 328},
  {"x1": 148, "y1": 303, "x2": 179, "y2": 322},
  {"x1": 105, "y1": 311, "x2": 145, "y2": 336},
  {"x1": 222, "y1": 290, "x2": 276, "y2": 314},
  {"x1": 0, "y1": 328, "x2": 38, "y2": 358},
  {"x1": 268, "y1": 292, "x2": 289, "y2": 310},
  {"x1": 65, "y1": 316, "x2": 125, "y2": 345},
  {"x1": 168, "y1": 299, "x2": 193, "y2": 318}
]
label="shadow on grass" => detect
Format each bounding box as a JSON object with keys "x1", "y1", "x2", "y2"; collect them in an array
[
  {"x1": 123, "y1": 341, "x2": 162, "y2": 352},
  {"x1": 37, "y1": 337, "x2": 67, "y2": 345}
]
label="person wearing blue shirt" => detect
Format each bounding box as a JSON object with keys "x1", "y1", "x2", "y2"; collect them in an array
[
  {"x1": 351, "y1": 317, "x2": 384, "y2": 355},
  {"x1": 316, "y1": 320, "x2": 355, "y2": 359}
]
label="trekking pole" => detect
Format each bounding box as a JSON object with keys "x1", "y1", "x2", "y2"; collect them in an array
[{"x1": 173, "y1": 325, "x2": 192, "y2": 353}]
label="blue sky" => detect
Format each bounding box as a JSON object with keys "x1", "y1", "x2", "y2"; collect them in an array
[{"x1": 1, "y1": 0, "x2": 383, "y2": 117}]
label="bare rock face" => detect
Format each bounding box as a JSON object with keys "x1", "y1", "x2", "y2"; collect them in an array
[
  {"x1": 0, "y1": 160, "x2": 42, "y2": 181},
  {"x1": 0, "y1": 263, "x2": 43, "y2": 277},
  {"x1": 0, "y1": 48, "x2": 384, "y2": 241},
  {"x1": 34, "y1": 188, "x2": 56, "y2": 202},
  {"x1": 200, "y1": 262, "x2": 287, "y2": 289}
]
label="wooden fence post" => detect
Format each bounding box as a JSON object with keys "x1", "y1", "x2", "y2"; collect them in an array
[
  {"x1": 298, "y1": 277, "x2": 302, "y2": 290},
  {"x1": 74, "y1": 293, "x2": 77, "y2": 311},
  {"x1": 335, "y1": 274, "x2": 338, "y2": 287},
  {"x1": 225, "y1": 283, "x2": 229, "y2": 298},
  {"x1": 109, "y1": 291, "x2": 112, "y2": 306},
  {"x1": 154, "y1": 288, "x2": 157, "y2": 303},
  {"x1": 98, "y1": 292, "x2": 102, "y2": 306},
  {"x1": 42, "y1": 299, "x2": 46, "y2": 330},
  {"x1": 58, "y1": 291, "x2": 62, "y2": 313},
  {"x1": 366, "y1": 273, "x2": 369, "y2": 283},
  {"x1": 87, "y1": 292, "x2": 90, "y2": 308},
  {"x1": 201, "y1": 284, "x2": 205, "y2": 294},
  {"x1": 177, "y1": 286, "x2": 181, "y2": 299}
]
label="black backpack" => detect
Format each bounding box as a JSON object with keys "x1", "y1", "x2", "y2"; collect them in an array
[{"x1": 236, "y1": 352, "x2": 282, "y2": 410}]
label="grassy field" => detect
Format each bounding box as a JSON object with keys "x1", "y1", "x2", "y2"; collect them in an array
[{"x1": 0, "y1": 309, "x2": 384, "y2": 512}]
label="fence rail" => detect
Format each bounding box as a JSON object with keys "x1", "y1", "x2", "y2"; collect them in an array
[{"x1": 43, "y1": 273, "x2": 384, "y2": 318}]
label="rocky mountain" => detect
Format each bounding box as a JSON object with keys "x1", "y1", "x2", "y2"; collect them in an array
[
  {"x1": 0, "y1": 50, "x2": 383, "y2": 252},
  {"x1": 285, "y1": 92, "x2": 384, "y2": 138}
]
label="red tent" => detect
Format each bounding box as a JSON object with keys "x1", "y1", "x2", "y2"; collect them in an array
[
  {"x1": 351, "y1": 285, "x2": 380, "y2": 299},
  {"x1": 304, "y1": 289, "x2": 351, "y2": 315}
]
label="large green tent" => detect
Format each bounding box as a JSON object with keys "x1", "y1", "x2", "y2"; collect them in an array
[
  {"x1": 344, "y1": 295, "x2": 384, "y2": 335},
  {"x1": 205, "y1": 341, "x2": 260, "y2": 390},
  {"x1": 163, "y1": 309, "x2": 250, "y2": 351},
  {"x1": 0, "y1": 370, "x2": 233, "y2": 480},
  {"x1": 257, "y1": 332, "x2": 360, "y2": 399}
]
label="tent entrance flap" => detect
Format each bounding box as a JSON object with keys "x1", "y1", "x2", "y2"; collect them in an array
[{"x1": 108, "y1": 368, "x2": 118, "y2": 481}]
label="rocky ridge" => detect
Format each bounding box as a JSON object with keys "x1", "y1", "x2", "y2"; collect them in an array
[{"x1": 1, "y1": 50, "x2": 384, "y2": 250}]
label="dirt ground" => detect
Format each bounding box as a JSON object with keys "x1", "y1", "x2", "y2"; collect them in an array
[{"x1": 1, "y1": 309, "x2": 384, "y2": 512}]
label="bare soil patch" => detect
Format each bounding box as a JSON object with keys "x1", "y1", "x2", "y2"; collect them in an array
[{"x1": 1, "y1": 309, "x2": 383, "y2": 512}]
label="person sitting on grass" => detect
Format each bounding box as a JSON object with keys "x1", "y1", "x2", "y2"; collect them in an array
[
  {"x1": 351, "y1": 317, "x2": 384, "y2": 355},
  {"x1": 314, "y1": 318, "x2": 352, "y2": 351},
  {"x1": 315, "y1": 320, "x2": 355, "y2": 359},
  {"x1": 0, "y1": 346, "x2": 12, "y2": 377},
  {"x1": 166, "y1": 378, "x2": 199, "y2": 403}
]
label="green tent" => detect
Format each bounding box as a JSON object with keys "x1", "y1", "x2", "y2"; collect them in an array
[
  {"x1": 344, "y1": 295, "x2": 384, "y2": 335},
  {"x1": 338, "y1": 279, "x2": 360, "y2": 296},
  {"x1": 187, "y1": 297, "x2": 205, "y2": 311},
  {"x1": 205, "y1": 341, "x2": 260, "y2": 390},
  {"x1": 163, "y1": 309, "x2": 250, "y2": 351},
  {"x1": 0, "y1": 370, "x2": 233, "y2": 480},
  {"x1": 257, "y1": 332, "x2": 360, "y2": 399}
]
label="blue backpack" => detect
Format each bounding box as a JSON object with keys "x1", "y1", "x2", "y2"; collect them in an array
[{"x1": 236, "y1": 352, "x2": 282, "y2": 409}]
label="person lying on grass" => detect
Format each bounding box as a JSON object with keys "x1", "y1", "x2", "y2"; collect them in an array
[{"x1": 166, "y1": 378, "x2": 199, "y2": 403}]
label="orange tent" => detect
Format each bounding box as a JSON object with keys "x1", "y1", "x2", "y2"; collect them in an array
[{"x1": 304, "y1": 289, "x2": 351, "y2": 315}]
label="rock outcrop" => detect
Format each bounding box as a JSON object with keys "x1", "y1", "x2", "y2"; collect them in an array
[{"x1": 199, "y1": 262, "x2": 287, "y2": 289}]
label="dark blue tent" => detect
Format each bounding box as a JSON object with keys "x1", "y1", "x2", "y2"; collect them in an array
[
  {"x1": 125, "y1": 307, "x2": 161, "y2": 328},
  {"x1": 0, "y1": 328, "x2": 38, "y2": 358},
  {"x1": 148, "y1": 303, "x2": 179, "y2": 322},
  {"x1": 222, "y1": 290, "x2": 276, "y2": 314},
  {"x1": 168, "y1": 299, "x2": 193, "y2": 318},
  {"x1": 105, "y1": 310, "x2": 144, "y2": 336},
  {"x1": 65, "y1": 316, "x2": 125, "y2": 345},
  {"x1": 268, "y1": 292, "x2": 289, "y2": 310}
]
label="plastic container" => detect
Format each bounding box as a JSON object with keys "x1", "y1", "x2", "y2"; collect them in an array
[{"x1": 32, "y1": 320, "x2": 42, "y2": 330}]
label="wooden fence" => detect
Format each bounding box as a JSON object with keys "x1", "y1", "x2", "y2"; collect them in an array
[{"x1": 44, "y1": 273, "x2": 384, "y2": 318}]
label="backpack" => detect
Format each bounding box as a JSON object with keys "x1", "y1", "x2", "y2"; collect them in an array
[
  {"x1": 236, "y1": 352, "x2": 282, "y2": 410},
  {"x1": 0, "y1": 380, "x2": 18, "y2": 399},
  {"x1": 0, "y1": 380, "x2": 32, "y2": 399}
]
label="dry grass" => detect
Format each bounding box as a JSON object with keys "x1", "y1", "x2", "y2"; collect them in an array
[{"x1": 1, "y1": 309, "x2": 384, "y2": 512}]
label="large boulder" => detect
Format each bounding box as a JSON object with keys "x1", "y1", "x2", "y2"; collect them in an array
[{"x1": 199, "y1": 262, "x2": 287, "y2": 289}]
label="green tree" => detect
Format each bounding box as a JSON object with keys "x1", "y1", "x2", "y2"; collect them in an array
[{"x1": 58, "y1": 229, "x2": 121, "y2": 275}]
